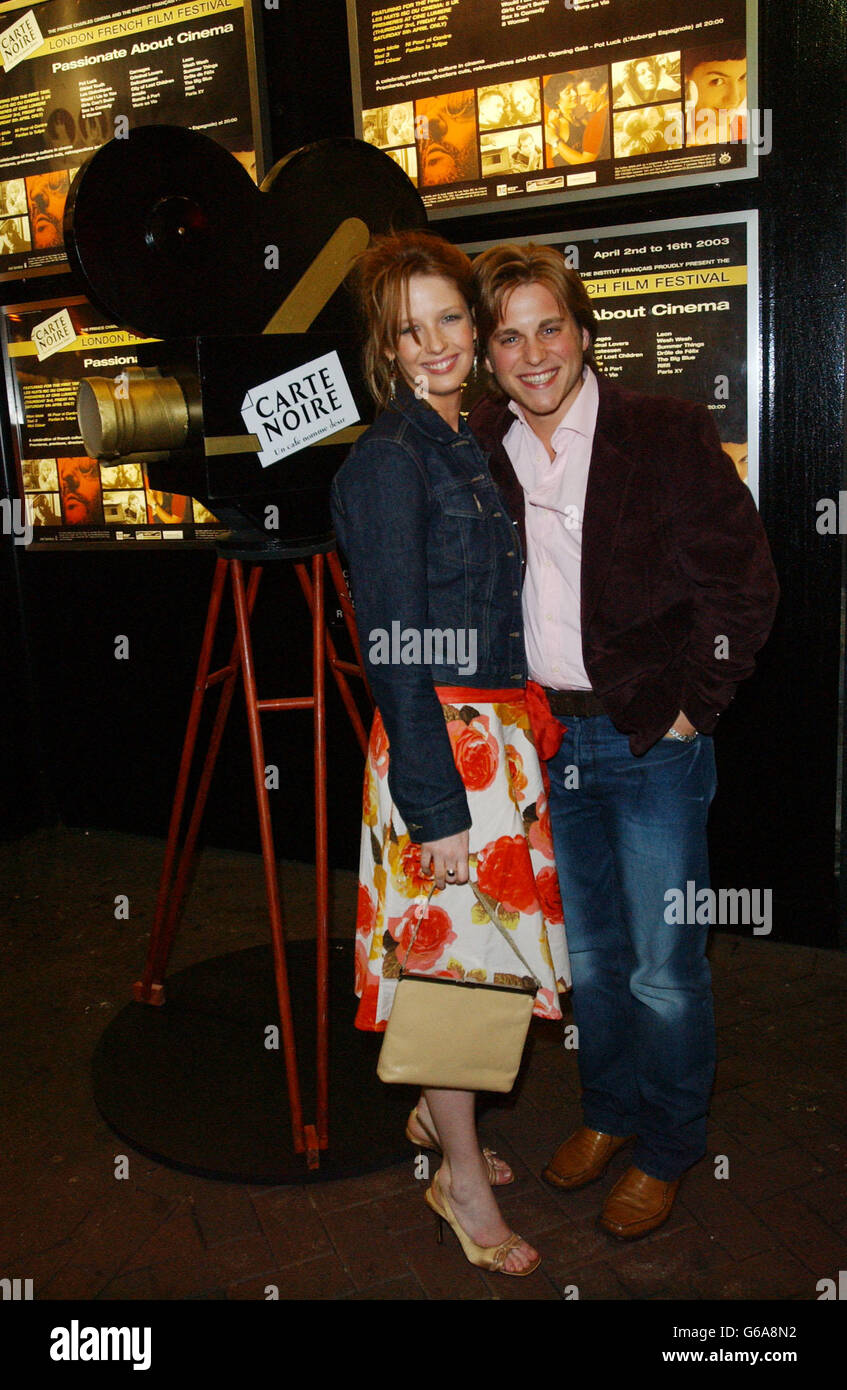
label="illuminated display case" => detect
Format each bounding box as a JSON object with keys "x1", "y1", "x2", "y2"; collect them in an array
[
  {"x1": 347, "y1": 0, "x2": 758, "y2": 218},
  {"x1": 0, "y1": 0, "x2": 269, "y2": 279}
]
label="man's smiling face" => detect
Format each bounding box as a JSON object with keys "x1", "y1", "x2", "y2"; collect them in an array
[{"x1": 485, "y1": 281, "x2": 590, "y2": 435}]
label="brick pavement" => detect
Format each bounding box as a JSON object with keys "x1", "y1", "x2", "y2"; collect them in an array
[{"x1": 1, "y1": 827, "x2": 845, "y2": 1302}]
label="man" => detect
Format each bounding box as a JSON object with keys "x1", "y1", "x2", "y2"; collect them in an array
[
  {"x1": 25, "y1": 170, "x2": 69, "y2": 250},
  {"x1": 57, "y1": 456, "x2": 104, "y2": 526},
  {"x1": 469, "y1": 243, "x2": 778, "y2": 1239},
  {"x1": 511, "y1": 130, "x2": 542, "y2": 173},
  {"x1": 574, "y1": 71, "x2": 611, "y2": 162}
]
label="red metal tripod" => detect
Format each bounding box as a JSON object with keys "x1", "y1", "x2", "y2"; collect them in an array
[{"x1": 132, "y1": 546, "x2": 371, "y2": 1170}]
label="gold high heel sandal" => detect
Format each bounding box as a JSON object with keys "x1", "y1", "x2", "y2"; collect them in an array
[
  {"x1": 405, "y1": 1106, "x2": 515, "y2": 1187},
  {"x1": 425, "y1": 1175, "x2": 541, "y2": 1277}
]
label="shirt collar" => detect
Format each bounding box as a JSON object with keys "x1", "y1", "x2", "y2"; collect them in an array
[{"x1": 507, "y1": 366, "x2": 598, "y2": 447}]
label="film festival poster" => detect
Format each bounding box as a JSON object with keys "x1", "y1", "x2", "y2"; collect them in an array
[
  {"x1": 349, "y1": 0, "x2": 756, "y2": 216},
  {"x1": 2, "y1": 296, "x2": 228, "y2": 544},
  {"x1": 0, "y1": 0, "x2": 265, "y2": 279},
  {"x1": 464, "y1": 212, "x2": 759, "y2": 499}
]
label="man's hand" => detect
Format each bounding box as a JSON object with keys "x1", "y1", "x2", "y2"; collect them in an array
[
  {"x1": 670, "y1": 710, "x2": 697, "y2": 737},
  {"x1": 420, "y1": 830, "x2": 469, "y2": 889}
]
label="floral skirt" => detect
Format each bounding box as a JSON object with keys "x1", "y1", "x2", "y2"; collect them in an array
[{"x1": 354, "y1": 686, "x2": 571, "y2": 1031}]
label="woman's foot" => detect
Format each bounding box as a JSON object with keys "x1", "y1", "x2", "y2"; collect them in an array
[
  {"x1": 409, "y1": 1098, "x2": 515, "y2": 1186},
  {"x1": 434, "y1": 1162, "x2": 538, "y2": 1275}
]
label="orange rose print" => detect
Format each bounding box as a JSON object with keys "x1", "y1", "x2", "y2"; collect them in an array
[
  {"x1": 528, "y1": 790, "x2": 555, "y2": 859},
  {"x1": 371, "y1": 713, "x2": 390, "y2": 779},
  {"x1": 388, "y1": 901, "x2": 456, "y2": 970},
  {"x1": 387, "y1": 834, "x2": 434, "y2": 898},
  {"x1": 446, "y1": 713, "x2": 499, "y2": 791},
  {"x1": 476, "y1": 834, "x2": 540, "y2": 914},
  {"x1": 493, "y1": 701, "x2": 530, "y2": 731},
  {"x1": 355, "y1": 935, "x2": 371, "y2": 995},
  {"x1": 505, "y1": 743, "x2": 528, "y2": 804},
  {"x1": 356, "y1": 882, "x2": 378, "y2": 936},
  {"x1": 536, "y1": 864, "x2": 564, "y2": 924},
  {"x1": 363, "y1": 763, "x2": 378, "y2": 827}
]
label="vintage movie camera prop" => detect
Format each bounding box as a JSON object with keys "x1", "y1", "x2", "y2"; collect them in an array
[
  {"x1": 68, "y1": 126, "x2": 426, "y2": 1175},
  {"x1": 67, "y1": 124, "x2": 426, "y2": 552}
]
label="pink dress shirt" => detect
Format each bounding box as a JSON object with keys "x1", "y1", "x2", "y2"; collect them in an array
[{"x1": 502, "y1": 367, "x2": 599, "y2": 691}]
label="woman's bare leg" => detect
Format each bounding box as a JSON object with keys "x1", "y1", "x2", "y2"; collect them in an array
[
  {"x1": 412, "y1": 1092, "x2": 514, "y2": 1183},
  {"x1": 422, "y1": 1087, "x2": 537, "y2": 1273}
]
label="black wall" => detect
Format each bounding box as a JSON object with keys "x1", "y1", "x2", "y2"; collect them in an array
[{"x1": 1, "y1": 0, "x2": 844, "y2": 946}]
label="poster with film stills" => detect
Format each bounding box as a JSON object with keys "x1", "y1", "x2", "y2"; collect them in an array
[
  {"x1": 2, "y1": 295, "x2": 229, "y2": 545},
  {"x1": 463, "y1": 211, "x2": 759, "y2": 499},
  {"x1": 0, "y1": 0, "x2": 263, "y2": 279},
  {"x1": 349, "y1": 0, "x2": 756, "y2": 217}
]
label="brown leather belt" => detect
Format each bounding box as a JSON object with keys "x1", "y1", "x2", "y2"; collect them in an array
[{"x1": 543, "y1": 687, "x2": 606, "y2": 717}]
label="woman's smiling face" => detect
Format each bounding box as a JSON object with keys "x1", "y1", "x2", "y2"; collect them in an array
[{"x1": 389, "y1": 274, "x2": 475, "y2": 423}]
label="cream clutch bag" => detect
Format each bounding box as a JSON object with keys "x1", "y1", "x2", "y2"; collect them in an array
[{"x1": 377, "y1": 880, "x2": 539, "y2": 1093}]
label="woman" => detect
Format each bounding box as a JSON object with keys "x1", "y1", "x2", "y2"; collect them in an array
[
  {"x1": 616, "y1": 55, "x2": 680, "y2": 109},
  {"x1": 684, "y1": 42, "x2": 747, "y2": 146},
  {"x1": 330, "y1": 231, "x2": 569, "y2": 1277},
  {"x1": 543, "y1": 75, "x2": 584, "y2": 165}
]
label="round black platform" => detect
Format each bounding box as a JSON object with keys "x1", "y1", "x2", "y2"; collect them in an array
[{"x1": 91, "y1": 941, "x2": 417, "y2": 1183}]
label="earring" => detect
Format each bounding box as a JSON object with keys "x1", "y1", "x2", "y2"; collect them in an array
[{"x1": 389, "y1": 361, "x2": 397, "y2": 400}]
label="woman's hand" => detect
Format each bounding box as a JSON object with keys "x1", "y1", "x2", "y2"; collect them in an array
[{"x1": 420, "y1": 830, "x2": 469, "y2": 890}]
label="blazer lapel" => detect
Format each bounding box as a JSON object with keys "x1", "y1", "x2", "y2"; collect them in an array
[{"x1": 581, "y1": 383, "x2": 639, "y2": 630}]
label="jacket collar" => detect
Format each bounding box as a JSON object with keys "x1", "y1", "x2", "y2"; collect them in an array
[
  {"x1": 595, "y1": 373, "x2": 637, "y2": 449},
  {"x1": 386, "y1": 378, "x2": 471, "y2": 444},
  {"x1": 468, "y1": 389, "x2": 513, "y2": 447}
]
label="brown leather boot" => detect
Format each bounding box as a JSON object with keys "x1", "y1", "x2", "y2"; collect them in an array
[
  {"x1": 598, "y1": 1166, "x2": 680, "y2": 1239},
  {"x1": 542, "y1": 1127, "x2": 634, "y2": 1190}
]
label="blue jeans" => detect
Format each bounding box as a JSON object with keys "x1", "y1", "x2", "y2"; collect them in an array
[{"x1": 546, "y1": 715, "x2": 717, "y2": 1181}]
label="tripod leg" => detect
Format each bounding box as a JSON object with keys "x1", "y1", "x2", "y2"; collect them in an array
[
  {"x1": 298, "y1": 556, "x2": 370, "y2": 757},
  {"x1": 230, "y1": 559, "x2": 306, "y2": 1154},
  {"x1": 312, "y1": 556, "x2": 330, "y2": 1149},
  {"x1": 134, "y1": 557, "x2": 229, "y2": 1004},
  {"x1": 292, "y1": 559, "x2": 331, "y2": 1157},
  {"x1": 155, "y1": 564, "x2": 263, "y2": 969}
]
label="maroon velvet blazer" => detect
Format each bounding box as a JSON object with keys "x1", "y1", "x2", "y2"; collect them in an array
[{"x1": 468, "y1": 375, "x2": 780, "y2": 755}]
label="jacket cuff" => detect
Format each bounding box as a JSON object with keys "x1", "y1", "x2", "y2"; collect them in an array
[
  {"x1": 680, "y1": 687, "x2": 726, "y2": 734},
  {"x1": 401, "y1": 788, "x2": 472, "y2": 844}
]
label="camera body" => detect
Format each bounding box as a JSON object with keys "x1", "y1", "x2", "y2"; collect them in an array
[{"x1": 67, "y1": 126, "x2": 426, "y2": 552}]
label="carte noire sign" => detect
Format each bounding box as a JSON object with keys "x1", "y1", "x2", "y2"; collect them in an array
[{"x1": 241, "y1": 349, "x2": 360, "y2": 467}]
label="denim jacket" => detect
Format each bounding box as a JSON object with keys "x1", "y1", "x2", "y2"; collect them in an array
[{"x1": 330, "y1": 382, "x2": 526, "y2": 842}]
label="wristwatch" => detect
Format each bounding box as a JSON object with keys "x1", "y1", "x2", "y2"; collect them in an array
[{"x1": 665, "y1": 726, "x2": 698, "y2": 743}]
